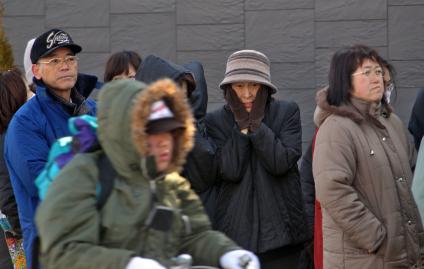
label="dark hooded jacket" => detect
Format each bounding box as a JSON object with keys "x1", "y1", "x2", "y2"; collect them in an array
[
  {"x1": 135, "y1": 55, "x2": 216, "y2": 197},
  {"x1": 204, "y1": 97, "x2": 308, "y2": 254},
  {"x1": 409, "y1": 87, "x2": 424, "y2": 150},
  {"x1": 35, "y1": 79, "x2": 239, "y2": 269}
]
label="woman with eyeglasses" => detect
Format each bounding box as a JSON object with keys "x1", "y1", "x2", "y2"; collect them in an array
[{"x1": 312, "y1": 44, "x2": 423, "y2": 268}]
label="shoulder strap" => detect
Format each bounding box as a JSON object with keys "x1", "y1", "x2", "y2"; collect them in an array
[{"x1": 96, "y1": 153, "x2": 116, "y2": 210}]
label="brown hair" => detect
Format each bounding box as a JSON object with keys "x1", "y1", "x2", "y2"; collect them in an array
[
  {"x1": 327, "y1": 44, "x2": 384, "y2": 106},
  {"x1": 104, "y1": 51, "x2": 142, "y2": 82},
  {"x1": 0, "y1": 69, "x2": 28, "y2": 133}
]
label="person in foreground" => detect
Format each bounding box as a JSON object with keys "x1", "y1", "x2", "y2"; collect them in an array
[
  {"x1": 313, "y1": 44, "x2": 423, "y2": 268},
  {"x1": 35, "y1": 78, "x2": 259, "y2": 269}
]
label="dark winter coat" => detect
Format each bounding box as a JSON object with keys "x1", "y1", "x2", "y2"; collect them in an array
[
  {"x1": 204, "y1": 99, "x2": 309, "y2": 254},
  {"x1": 409, "y1": 87, "x2": 424, "y2": 150},
  {"x1": 299, "y1": 140, "x2": 315, "y2": 240}
]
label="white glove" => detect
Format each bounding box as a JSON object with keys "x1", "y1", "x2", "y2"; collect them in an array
[
  {"x1": 220, "y1": 250, "x2": 260, "y2": 269},
  {"x1": 125, "y1": 257, "x2": 166, "y2": 269}
]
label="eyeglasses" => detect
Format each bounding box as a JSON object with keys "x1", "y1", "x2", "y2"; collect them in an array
[
  {"x1": 37, "y1": 55, "x2": 79, "y2": 67},
  {"x1": 352, "y1": 67, "x2": 384, "y2": 78}
]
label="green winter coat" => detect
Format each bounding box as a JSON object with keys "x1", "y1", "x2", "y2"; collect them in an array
[{"x1": 35, "y1": 79, "x2": 239, "y2": 269}]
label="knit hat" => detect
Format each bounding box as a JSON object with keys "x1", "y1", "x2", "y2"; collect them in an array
[
  {"x1": 30, "y1": 28, "x2": 82, "y2": 64},
  {"x1": 146, "y1": 100, "x2": 185, "y2": 134},
  {"x1": 23, "y1": 38, "x2": 35, "y2": 83},
  {"x1": 220, "y1": 49, "x2": 277, "y2": 94}
]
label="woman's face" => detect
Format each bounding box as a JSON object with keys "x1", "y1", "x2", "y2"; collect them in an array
[
  {"x1": 231, "y1": 81, "x2": 261, "y2": 112},
  {"x1": 146, "y1": 132, "x2": 174, "y2": 173},
  {"x1": 112, "y1": 64, "x2": 136, "y2": 81},
  {"x1": 351, "y1": 59, "x2": 384, "y2": 103}
]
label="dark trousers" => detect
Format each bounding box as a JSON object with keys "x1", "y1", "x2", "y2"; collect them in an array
[{"x1": 257, "y1": 244, "x2": 303, "y2": 269}]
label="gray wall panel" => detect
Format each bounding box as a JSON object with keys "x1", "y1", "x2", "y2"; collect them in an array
[
  {"x1": 77, "y1": 53, "x2": 110, "y2": 79},
  {"x1": 271, "y1": 62, "x2": 315, "y2": 90},
  {"x1": 389, "y1": 6, "x2": 424, "y2": 60},
  {"x1": 393, "y1": 61, "x2": 424, "y2": 88},
  {"x1": 316, "y1": 21, "x2": 387, "y2": 48},
  {"x1": 110, "y1": 13, "x2": 176, "y2": 60},
  {"x1": 177, "y1": 0, "x2": 243, "y2": 24},
  {"x1": 2, "y1": 16, "x2": 45, "y2": 68},
  {"x1": 2, "y1": 0, "x2": 44, "y2": 16},
  {"x1": 45, "y1": 0, "x2": 109, "y2": 27},
  {"x1": 177, "y1": 24, "x2": 244, "y2": 51},
  {"x1": 111, "y1": 0, "x2": 175, "y2": 13},
  {"x1": 315, "y1": 0, "x2": 386, "y2": 20},
  {"x1": 245, "y1": 0, "x2": 313, "y2": 10},
  {"x1": 246, "y1": 9, "x2": 314, "y2": 62},
  {"x1": 64, "y1": 28, "x2": 110, "y2": 53}
]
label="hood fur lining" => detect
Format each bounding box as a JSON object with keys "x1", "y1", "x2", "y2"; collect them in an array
[{"x1": 131, "y1": 78, "x2": 195, "y2": 173}]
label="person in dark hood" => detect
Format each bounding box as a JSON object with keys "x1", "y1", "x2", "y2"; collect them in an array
[
  {"x1": 4, "y1": 28, "x2": 99, "y2": 268},
  {"x1": 409, "y1": 87, "x2": 424, "y2": 150},
  {"x1": 135, "y1": 55, "x2": 216, "y2": 210},
  {"x1": 203, "y1": 49, "x2": 308, "y2": 268}
]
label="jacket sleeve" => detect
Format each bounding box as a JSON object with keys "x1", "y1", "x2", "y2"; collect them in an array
[
  {"x1": 204, "y1": 111, "x2": 251, "y2": 183},
  {"x1": 35, "y1": 154, "x2": 134, "y2": 269},
  {"x1": 175, "y1": 174, "x2": 240, "y2": 266},
  {"x1": 313, "y1": 119, "x2": 386, "y2": 253},
  {"x1": 249, "y1": 102, "x2": 302, "y2": 176},
  {"x1": 299, "y1": 141, "x2": 315, "y2": 239},
  {"x1": 4, "y1": 114, "x2": 50, "y2": 198},
  {"x1": 183, "y1": 120, "x2": 217, "y2": 193},
  {"x1": 215, "y1": 126, "x2": 251, "y2": 182}
]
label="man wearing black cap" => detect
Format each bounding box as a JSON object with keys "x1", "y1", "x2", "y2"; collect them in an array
[{"x1": 3, "y1": 28, "x2": 100, "y2": 268}]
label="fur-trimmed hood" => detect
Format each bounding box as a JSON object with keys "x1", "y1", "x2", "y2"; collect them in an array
[
  {"x1": 314, "y1": 88, "x2": 392, "y2": 128},
  {"x1": 131, "y1": 78, "x2": 195, "y2": 174}
]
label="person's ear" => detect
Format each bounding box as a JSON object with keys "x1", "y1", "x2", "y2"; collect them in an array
[{"x1": 32, "y1": 64, "x2": 42, "y2": 80}]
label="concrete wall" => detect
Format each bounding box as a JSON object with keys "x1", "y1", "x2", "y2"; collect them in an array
[{"x1": 3, "y1": 0, "x2": 424, "y2": 147}]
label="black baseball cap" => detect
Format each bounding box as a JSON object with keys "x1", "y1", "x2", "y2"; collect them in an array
[{"x1": 30, "y1": 28, "x2": 82, "y2": 64}]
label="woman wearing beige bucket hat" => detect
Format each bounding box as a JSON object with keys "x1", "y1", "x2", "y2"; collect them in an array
[{"x1": 203, "y1": 50, "x2": 309, "y2": 268}]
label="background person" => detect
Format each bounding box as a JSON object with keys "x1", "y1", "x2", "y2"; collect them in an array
[
  {"x1": 4, "y1": 28, "x2": 99, "y2": 267},
  {"x1": 313, "y1": 44, "x2": 423, "y2": 268},
  {"x1": 0, "y1": 69, "x2": 29, "y2": 269},
  {"x1": 204, "y1": 49, "x2": 308, "y2": 268}
]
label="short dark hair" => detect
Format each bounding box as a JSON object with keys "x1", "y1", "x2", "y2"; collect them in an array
[
  {"x1": 327, "y1": 44, "x2": 383, "y2": 106},
  {"x1": 104, "y1": 51, "x2": 142, "y2": 82},
  {"x1": 0, "y1": 69, "x2": 28, "y2": 133}
]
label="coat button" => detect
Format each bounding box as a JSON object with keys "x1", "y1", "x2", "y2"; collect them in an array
[
  {"x1": 407, "y1": 220, "x2": 412, "y2": 225},
  {"x1": 382, "y1": 137, "x2": 387, "y2": 141},
  {"x1": 397, "y1": 177, "x2": 404, "y2": 182}
]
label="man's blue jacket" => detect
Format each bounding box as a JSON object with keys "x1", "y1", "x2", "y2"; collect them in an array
[{"x1": 3, "y1": 74, "x2": 100, "y2": 268}]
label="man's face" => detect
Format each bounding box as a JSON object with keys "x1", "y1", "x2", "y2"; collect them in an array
[
  {"x1": 146, "y1": 132, "x2": 174, "y2": 173},
  {"x1": 32, "y1": 47, "x2": 78, "y2": 93}
]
